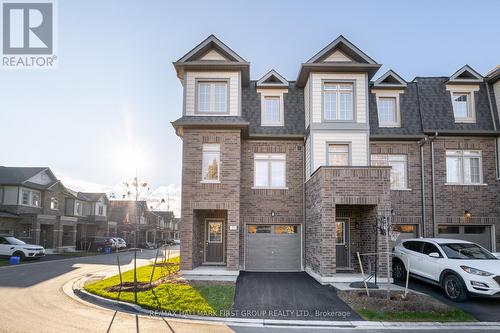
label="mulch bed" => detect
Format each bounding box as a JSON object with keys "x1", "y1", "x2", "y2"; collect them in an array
[{"x1": 338, "y1": 290, "x2": 450, "y2": 313}]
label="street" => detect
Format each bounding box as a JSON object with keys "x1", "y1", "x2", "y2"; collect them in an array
[{"x1": 0, "y1": 251, "x2": 499, "y2": 333}]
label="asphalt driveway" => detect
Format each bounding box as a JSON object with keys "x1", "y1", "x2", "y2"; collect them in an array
[
  {"x1": 232, "y1": 272, "x2": 361, "y2": 321},
  {"x1": 395, "y1": 279, "x2": 500, "y2": 322}
]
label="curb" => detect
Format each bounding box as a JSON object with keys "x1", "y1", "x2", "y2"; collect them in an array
[{"x1": 67, "y1": 275, "x2": 500, "y2": 330}]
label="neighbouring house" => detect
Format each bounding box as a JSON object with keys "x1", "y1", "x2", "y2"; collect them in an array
[
  {"x1": 172, "y1": 35, "x2": 500, "y2": 283},
  {"x1": 108, "y1": 200, "x2": 156, "y2": 246},
  {"x1": 153, "y1": 210, "x2": 178, "y2": 241},
  {"x1": 0, "y1": 166, "x2": 112, "y2": 252}
]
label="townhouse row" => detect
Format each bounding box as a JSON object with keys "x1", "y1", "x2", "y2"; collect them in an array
[
  {"x1": 0, "y1": 166, "x2": 179, "y2": 251},
  {"x1": 171, "y1": 35, "x2": 500, "y2": 282}
]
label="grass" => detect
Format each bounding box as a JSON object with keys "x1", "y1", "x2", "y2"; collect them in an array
[
  {"x1": 355, "y1": 308, "x2": 476, "y2": 322},
  {"x1": 0, "y1": 259, "x2": 9, "y2": 266},
  {"x1": 84, "y1": 256, "x2": 235, "y2": 316}
]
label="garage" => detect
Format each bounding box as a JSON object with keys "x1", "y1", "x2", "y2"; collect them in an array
[
  {"x1": 392, "y1": 224, "x2": 418, "y2": 244},
  {"x1": 245, "y1": 224, "x2": 301, "y2": 272},
  {"x1": 437, "y1": 224, "x2": 493, "y2": 251}
]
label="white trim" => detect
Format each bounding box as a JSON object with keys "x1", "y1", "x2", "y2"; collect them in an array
[
  {"x1": 373, "y1": 90, "x2": 403, "y2": 128},
  {"x1": 202, "y1": 144, "x2": 221, "y2": 182},
  {"x1": 445, "y1": 149, "x2": 483, "y2": 185},
  {"x1": 446, "y1": 84, "x2": 479, "y2": 124},
  {"x1": 253, "y1": 153, "x2": 286, "y2": 189}
]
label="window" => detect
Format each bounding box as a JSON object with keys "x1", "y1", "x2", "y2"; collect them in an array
[
  {"x1": 438, "y1": 225, "x2": 460, "y2": 234},
  {"x1": 377, "y1": 97, "x2": 399, "y2": 127},
  {"x1": 371, "y1": 154, "x2": 408, "y2": 189},
  {"x1": 262, "y1": 96, "x2": 283, "y2": 126},
  {"x1": 98, "y1": 204, "x2": 104, "y2": 215},
  {"x1": 464, "y1": 226, "x2": 486, "y2": 234},
  {"x1": 422, "y1": 242, "x2": 442, "y2": 257},
  {"x1": 207, "y1": 222, "x2": 222, "y2": 243},
  {"x1": 50, "y1": 197, "x2": 58, "y2": 210},
  {"x1": 197, "y1": 81, "x2": 228, "y2": 113},
  {"x1": 247, "y1": 225, "x2": 271, "y2": 234},
  {"x1": 446, "y1": 150, "x2": 482, "y2": 184},
  {"x1": 202, "y1": 144, "x2": 220, "y2": 182},
  {"x1": 323, "y1": 82, "x2": 353, "y2": 121},
  {"x1": 452, "y1": 92, "x2": 474, "y2": 122},
  {"x1": 335, "y1": 221, "x2": 345, "y2": 245},
  {"x1": 254, "y1": 154, "x2": 286, "y2": 188},
  {"x1": 75, "y1": 201, "x2": 82, "y2": 216},
  {"x1": 275, "y1": 225, "x2": 298, "y2": 234},
  {"x1": 403, "y1": 241, "x2": 423, "y2": 253},
  {"x1": 393, "y1": 224, "x2": 417, "y2": 234},
  {"x1": 20, "y1": 188, "x2": 41, "y2": 207},
  {"x1": 328, "y1": 144, "x2": 350, "y2": 166}
]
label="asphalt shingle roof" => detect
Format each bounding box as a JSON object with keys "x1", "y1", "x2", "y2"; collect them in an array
[{"x1": 0, "y1": 167, "x2": 48, "y2": 184}]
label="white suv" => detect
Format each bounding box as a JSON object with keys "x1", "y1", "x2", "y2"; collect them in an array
[
  {"x1": 0, "y1": 236, "x2": 45, "y2": 260},
  {"x1": 393, "y1": 238, "x2": 500, "y2": 301}
]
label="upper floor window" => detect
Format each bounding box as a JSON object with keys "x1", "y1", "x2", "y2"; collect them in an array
[
  {"x1": 254, "y1": 154, "x2": 286, "y2": 188},
  {"x1": 451, "y1": 92, "x2": 474, "y2": 123},
  {"x1": 377, "y1": 96, "x2": 400, "y2": 127},
  {"x1": 21, "y1": 188, "x2": 41, "y2": 207},
  {"x1": 202, "y1": 144, "x2": 220, "y2": 182},
  {"x1": 446, "y1": 150, "x2": 482, "y2": 184},
  {"x1": 371, "y1": 154, "x2": 408, "y2": 190},
  {"x1": 323, "y1": 82, "x2": 354, "y2": 121},
  {"x1": 98, "y1": 204, "x2": 104, "y2": 215},
  {"x1": 262, "y1": 96, "x2": 283, "y2": 126},
  {"x1": 50, "y1": 197, "x2": 58, "y2": 210},
  {"x1": 197, "y1": 81, "x2": 228, "y2": 114},
  {"x1": 327, "y1": 144, "x2": 350, "y2": 166}
]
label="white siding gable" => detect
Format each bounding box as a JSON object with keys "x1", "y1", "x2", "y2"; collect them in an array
[
  {"x1": 184, "y1": 71, "x2": 240, "y2": 116},
  {"x1": 323, "y1": 50, "x2": 352, "y2": 62},
  {"x1": 310, "y1": 73, "x2": 368, "y2": 124},
  {"x1": 200, "y1": 49, "x2": 227, "y2": 61},
  {"x1": 27, "y1": 170, "x2": 52, "y2": 185}
]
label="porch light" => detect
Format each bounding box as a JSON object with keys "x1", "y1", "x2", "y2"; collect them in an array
[
  {"x1": 271, "y1": 210, "x2": 276, "y2": 217},
  {"x1": 464, "y1": 210, "x2": 472, "y2": 219}
]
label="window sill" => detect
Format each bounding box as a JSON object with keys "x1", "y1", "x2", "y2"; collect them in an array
[
  {"x1": 261, "y1": 123, "x2": 284, "y2": 127},
  {"x1": 251, "y1": 187, "x2": 288, "y2": 190},
  {"x1": 379, "y1": 124, "x2": 401, "y2": 128},
  {"x1": 200, "y1": 180, "x2": 221, "y2": 184},
  {"x1": 444, "y1": 183, "x2": 487, "y2": 186},
  {"x1": 19, "y1": 204, "x2": 41, "y2": 208},
  {"x1": 392, "y1": 188, "x2": 412, "y2": 191},
  {"x1": 453, "y1": 119, "x2": 476, "y2": 124}
]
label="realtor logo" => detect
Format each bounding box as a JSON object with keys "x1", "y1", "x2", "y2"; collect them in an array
[{"x1": 1, "y1": 1, "x2": 57, "y2": 68}]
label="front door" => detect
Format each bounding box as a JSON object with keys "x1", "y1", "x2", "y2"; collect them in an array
[
  {"x1": 205, "y1": 219, "x2": 224, "y2": 263},
  {"x1": 335, "y1": 219, "x2": 350, "y2": 269}
]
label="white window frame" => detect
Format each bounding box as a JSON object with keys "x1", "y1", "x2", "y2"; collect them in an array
[
  {"x1": 75, "y1": 201, "x2": 83, "y2": 216},
  {"x1": 445, "y1": 150, "x2": 483, "y2": 185},
  {"x1": 19, "y1": 188, "x2": 41, "y2": 207},
  {"x1": 261, "y1": 94, "x2": 284, "y2": 126},
  {"x1": 322, "y1": 82, "x2": 354, "y2": 121},
  {"x1": 253, "y1": 153, "x2": 287, "y2": 189},
  {"x1": 446, "y1": 85, "x2": 479, "y2": 123},
  {"x1": 370, "y1": 154, "x2": 409, "y2": 190},
  {"x1": 327, "y1": 143, "x2": 351, "y2": 166},
  {"x1": 50, "y1": 197, "x2": 58, "y2": 210},
  {"x1": 98, "y1": 204, "x2": 104, "y2": 216},
  {"x1": 196, "y1": 80, "x2": 229, "y2": 114},
  {"x1": 201, "y1": 144, "x2": 221, "y2": 183},
  {"x1": 376, "y1": 95, "x2": 401, "y2": 127}
]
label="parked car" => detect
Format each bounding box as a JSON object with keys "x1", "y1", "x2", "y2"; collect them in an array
[
  {"x1": 393, "y1": 238, "x2": 500, "y2": 301},
  {"x1": 139, "y1": 241, "x2": 157, "y2": 249},
  {"x1": 164, "y1": 239, "x2": 175, "y2": 246},
  {"x1": 173, "y1": 239, "x2": 180, "y2": 245},
  {"x1": 114, "y1": 237, "x2": 127, "y2": 249},
  {"x1": 76, "y1": 237, "x2": 115, "y2": 252},
  {"x1": 0, "y1": 235, "x2": 45, "y2": 260}
]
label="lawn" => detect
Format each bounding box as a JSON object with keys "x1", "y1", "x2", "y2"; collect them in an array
[
  {"x1": 355, "y1": 308, "x2": 475, "y2": 322},
  {"x1": 0, "y1": 259, "x2": 9, "y2": 266},
  {"x1": 84, "y1": 256, "x2": 235, "y2": 316}
]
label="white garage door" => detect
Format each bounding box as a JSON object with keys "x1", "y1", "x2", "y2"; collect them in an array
[
  {"x1": 438, "y1": 225, "x2": 492, "y2": 250},
  {"x1": 246, "y1": 224, "x2": 301, "y2": 272}
]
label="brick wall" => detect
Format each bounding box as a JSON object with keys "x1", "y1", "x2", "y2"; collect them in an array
[
  {"x1": 240, "y1": 139, "x2": 304, "y2": 268},
  {"x1": 180, "y1": 129, "x2": 241, "y2": 270}
]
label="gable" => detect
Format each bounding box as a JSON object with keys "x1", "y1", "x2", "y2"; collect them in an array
[
  {"x1": 323, "y1": 49, "x2": 352, "y2": 63},
  {"x1": 199, "y1": 49, "x2": 227, "y2": 61},
  {"x1": 26, "y1": 170, "x2": 54, "y2": 185},
  {"x1": 448, "y1": 65, "x2": 483, "y2": 84},
  {"x1": 306, "y1": 35, "x2": 377, "y2": 65},
  {"x1": 257, "y1": 69, "x2": 288, "y2": 88},
  {"x1": 373, "y1": 70, "x2": 407, "y2": 88}
]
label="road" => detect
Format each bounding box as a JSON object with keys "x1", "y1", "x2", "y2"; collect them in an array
[{"x1": 0, "y1": 250, "x2": 498, "y2": 333}]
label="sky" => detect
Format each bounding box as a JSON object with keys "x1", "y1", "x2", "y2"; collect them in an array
[{"x1": 1, "y1": 0, "x2": 499, "y2": 216}]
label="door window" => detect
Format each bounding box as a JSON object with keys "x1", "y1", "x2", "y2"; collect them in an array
[
  {"x1": 207, "y1": 222, "x2": 222, "y2": 243},
  {"x1": 335, "y1": 221, "x2": 345, "y2": 245}
]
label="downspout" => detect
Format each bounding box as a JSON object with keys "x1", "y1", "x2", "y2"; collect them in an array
[
  {"x1": 430, "y1": 132, "x2": 438, "y2": 238},
  {"x1": 418, "y1": 136, "x2": 428, "y2": 237},
  {"x1": 302, "y1": 138, "x2": 307, "y2": 272}
]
